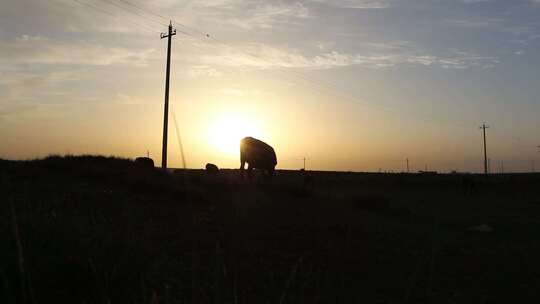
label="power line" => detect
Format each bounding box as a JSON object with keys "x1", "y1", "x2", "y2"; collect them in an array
[
  {"x1": 69, "y1": 0, "x2": 493, "y2": 132},
  {"x1": 60, "y1": 0, "x2": 522, "y2": 137},
  {"x1": 96, "y1": 0, "x2": 167, "y2": 27},
  {"x1": 115, "y1": 0, "x2": 169, "y2": 22},
  {"x1": 65, "y1": 0, "x2": 195, "y2": 37},
  {"x1": 172, "y1": 32, "x2": 483, "y2": 131},
  {"x1": 51, "y1": 0, "x2": 535, "y2": 172},
  {"x1": 110, "y1": 0, "x2": 480, "y2": 130},
  {"x1": 66, "y1": 0, "x2": 160, "y2": 34},
  {"x1": 100, "y1": 0, "x2": 211, "y2": 37},
  {"x1": 175, "y1": 40, "x2": 480, "y2": 130}
]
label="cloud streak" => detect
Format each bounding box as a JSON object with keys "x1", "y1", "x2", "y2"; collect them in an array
[
  {"x1": 196, "y1": 44, "x2": 499, "y2": 70},
  {"x1": 312, "y1": 0, "x2": 390, "y2": 9},
  {"x1": 175, "y1": 0, "x2": 310, "y2": 30},
  {"x1": 0, "y1": 35, "x2": 156, "y2": 67}
]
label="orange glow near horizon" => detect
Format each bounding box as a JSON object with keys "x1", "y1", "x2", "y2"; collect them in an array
[{"x1": 206, "y1": 111, "x2": 265, "y2": 156}]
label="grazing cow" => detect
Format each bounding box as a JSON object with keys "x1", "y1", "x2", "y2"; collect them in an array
[
  {"x1": 240, "y1": 137, "x2": 277, "y2": 178},
  {"x1": 135, "y1": 157, "x2": 154, "y2": 168},
  {"x1": 205, "y1": 163, "x2": 219, "y2": 174}
]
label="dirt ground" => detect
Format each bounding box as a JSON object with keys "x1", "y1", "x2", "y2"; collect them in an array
[{"x1": 2, "y1": 156, "x2": 540, "y2": 303}]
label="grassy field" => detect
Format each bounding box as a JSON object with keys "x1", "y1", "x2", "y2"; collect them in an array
[{"x1": 2, "y1": 155, "x2": 540, "y2": 303}]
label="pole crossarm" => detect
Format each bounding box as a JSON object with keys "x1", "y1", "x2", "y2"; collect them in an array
[{"x1": 161, "y1": 23, "x2": 176, "y2": 39}]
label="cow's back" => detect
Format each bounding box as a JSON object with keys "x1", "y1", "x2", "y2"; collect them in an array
[{"x1": 240, "y1": 137, "x2": 277, "y2": 168}]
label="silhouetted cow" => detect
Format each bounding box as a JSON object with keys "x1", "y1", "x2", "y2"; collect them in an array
[
  {"x1": 205, "y1": 163, "x2": 219, "y2": 174},
  {"x1": 240, "y1": 137, "x2": 277, "y2": 178},
  {"x1": 135, "y1": 157, "x2": 154, "y2": 168}
]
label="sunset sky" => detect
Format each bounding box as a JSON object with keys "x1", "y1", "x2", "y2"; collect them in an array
[{"x1": 1, "y1": 0, "x2": 540, "y2": 172}]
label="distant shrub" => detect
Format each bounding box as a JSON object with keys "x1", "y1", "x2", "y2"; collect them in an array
[
  {"x1": 135, "y1": 157, "x2": 154, "y2": 168},
  {"x1": 205, "y1": 163, "x2": 219, "y2": 174}
]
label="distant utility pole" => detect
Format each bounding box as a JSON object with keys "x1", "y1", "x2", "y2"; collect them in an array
[
  {"x1": 160, "y1": 21, "x2": 176, "y2": 170},
  {"x1": 406, "y1": 158, "x2": 410, "y2": 173},
  {"x1": 303, "y1": 157, "x2": 306, "y2": 170},
  {"x1": 479, "y1": 123, "x2": 489, "y2": 175}
]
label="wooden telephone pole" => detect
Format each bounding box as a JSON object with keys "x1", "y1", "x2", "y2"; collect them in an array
[
  {"x1": 161, "y1": 21, "x2": 176, "y2": 170},
  {"x1": 480, "y1": 124, "x2": 489, "y2": 175}
]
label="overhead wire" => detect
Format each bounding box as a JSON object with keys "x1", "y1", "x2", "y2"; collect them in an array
[
  {"x1": 66, "y1": 0, "x2": 160, "y2": 34},
  {"x1": 95, "y1": 0, "x2": 168, "y2": 27},
  {"x1": 115, "y1": 0, "x2": 170, "y2": 23},
  {"x1": 174, "y1": 36, "x2": 479, "y2": 130},
  {"x1": 52, "y1": 0, "x2": 535, "y2": 170},
  {"x1": 63, "y1": 0, "x2": 524, "y2": 135}
]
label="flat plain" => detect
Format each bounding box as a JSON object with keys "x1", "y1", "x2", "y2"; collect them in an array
[{"x1": 2, "y1": 156, "x2": 540, "y2": 303}]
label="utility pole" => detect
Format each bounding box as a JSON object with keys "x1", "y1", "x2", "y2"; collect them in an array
[
  {"x1": 406, "y1": 157, "x2": 409, "y2": 173},
  {"x1": 535, "y1": 146, "x2": 540, "y2": 173},
  {"x1": 479, "y1": 123, "x2": 489, "y2": 175},
  {"x1": 303, "y1": 157, "x2": 306, "y2": 170},
  {"x1": 160, "y1": 21, "x2": 176, "y2": 170}
]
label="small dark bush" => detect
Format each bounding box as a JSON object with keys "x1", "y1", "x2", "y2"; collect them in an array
[{"x1": 205, "y1": 163, "x2": 219, "y2": 174}]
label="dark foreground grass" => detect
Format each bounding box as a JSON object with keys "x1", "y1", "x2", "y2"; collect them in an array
[{"x1": 2, "y1": 155, "x2": 540, "y2": 303}]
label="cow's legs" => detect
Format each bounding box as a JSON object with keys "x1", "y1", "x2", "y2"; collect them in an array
[
  {"x1": 247, "y1": 163, "x2": 253, "y2": 179},
  {"x1": 240, "y1": 160, "x2": 246, "y2": 178}
]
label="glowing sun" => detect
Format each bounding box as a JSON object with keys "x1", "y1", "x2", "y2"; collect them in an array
[{"x1": 207, "y1": 113, "x2": 264, "y2": 155}]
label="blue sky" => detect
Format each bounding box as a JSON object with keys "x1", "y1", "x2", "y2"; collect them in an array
[{"x1": 1, "y1": 0, "x2": 539, "y2": 172}]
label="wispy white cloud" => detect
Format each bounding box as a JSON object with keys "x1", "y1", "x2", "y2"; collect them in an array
[
  {"x1": 196, "y1": 43, "x2": 499, "y2": 70},
  {"x1": 444, "y1": 17, "x2": 502, "y2": 28},
  {"x1": 460, "y1": 0, "x2": 491, "y2": 4},
  {"x1": 187, "y1": 65, "x2": 224, "y2": 78},
  {"x1": 444, "y1": 17, "x2": 539, "y2": 44},
  {"x1": 502, "y1": 25, "x2": 533, "y2": 36},
  {"x1": 224, "y1": 2, "x2": 310, "y2": 29},
  {"x1": 220, "y1": 88, "x2": 264, "y2": 97},
  {"x1": 176, "y1": 0, "x2": 310, "y2": 30},
  {"x1": 0, "y1": 35, "x2": 156, "y2": 66},
  {"x1": 314, "y1": 0, "x2": 390, "y2": 9}
]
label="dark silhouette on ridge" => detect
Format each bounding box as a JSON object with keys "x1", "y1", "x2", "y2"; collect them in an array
[
  {"x1": 205, "y1": 163, "x2": 219, "y2": 174},
  {"x1": 240, "y1": 137, "x2": 277, "y2": 178},
  {"x1": 135, "y1": 157, "x2": 154, "y2": 168}
]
